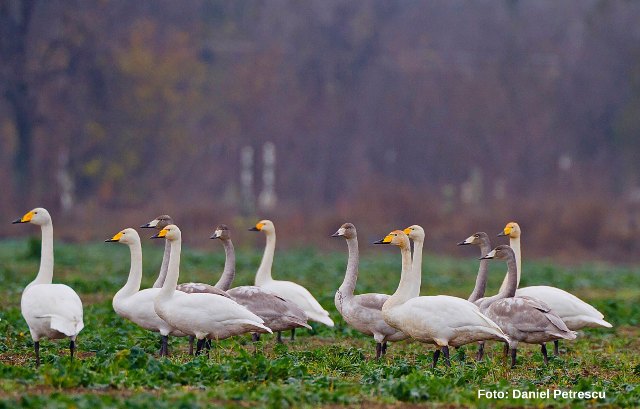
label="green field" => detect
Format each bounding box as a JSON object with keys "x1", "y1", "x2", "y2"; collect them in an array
[{"x1": 0, "y1": 237, "x2": 639, "y2": 408}]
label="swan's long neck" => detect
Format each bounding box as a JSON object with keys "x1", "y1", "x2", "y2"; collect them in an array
[
  {"x1": 338, "y1": 236, "x2": 359, "y2": 298},
  {"x1": 498, "y1": 235, "x2": 521, "y2": 293},
  {"x1": 152, "y1": 240, "x2": 171, "y2": 288},
  {"x1": 387, "y1": 242, "x2": 417, "y2": 308},
  {"x1": 157, "y1": 237, "x2": 181, "y2": 302},
  {"x1": 410, "y1": 238, "x2": 424, "y2": 298},
  {"x1": 214, "y1": 239, "x2": 235, "y2": 291},
  {"x1": 117, "y1": 239, "x2": 143, "y2": 298},
  {"x1": 468, "y1": 242, "x2": 491, "y2": 303},
  {"x1": 254, "y1": 231, "x2": 275, "y2": 285},
  {"x1": 496, "y1": 256, "x2": 518, "y2": 299},
  {"x1": 27, "y1": 222, "x2": 54, "y2": 291}
]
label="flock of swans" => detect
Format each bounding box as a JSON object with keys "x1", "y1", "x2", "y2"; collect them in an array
[{"x1": 11, "y1": 207, "x2": 611, "y2": 369}]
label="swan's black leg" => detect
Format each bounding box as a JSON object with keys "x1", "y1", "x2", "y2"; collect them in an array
[
  {"x1": 195, "y1": 339, "x2": 206, "y2": 356},
  {"x1": 290, "y1": 328, "x2": 295, "y2": 341},
  {"x1": 35, "y1": 341, "x2": 40, "y2": 368},
  {"x1": 375, "y1": 343, "x2": 382, "y2": 360},
  {"x1": 510, "y1": 348, "x2": 517, "y2": 369},
  {"x1": 160, "y1": 335, "x2": 168, "y2": 357},
  {"x1": 554, "y1": 340, "x2": 560, "y2": 356},
  {"x1": 205, "y1": 339, "x2": 212, "y2": 350},
  {"x1": 432, "y1": 349, "x2": 441, "y2": 369},
  {"x1": 503, "y1": 343, "x2": 510, "y2": 356},
  {"x1": 381, "y1": 342, "x2": 388, "y2": 355},
  {"x1": 443, "y1": 346, "x2": 451, "y2": 368},
  {"x1": 188, "y1": 336, "x2": 195, "y2": 356},
  {"x1": 277, "y1": 331, "x2": 283, "y2": 344},
  {"x1": 477, "y1": 343, "x2": 485, "y2": 362},
  {"x1": 70, "y1": 340, "x2": 75, "y2": 362},
  {"x1": 252, "y1": 333, "x2": 261, "y2": 342},
  {"x1": 541, "y1": 344, "x2": 549, "y2": 365}
]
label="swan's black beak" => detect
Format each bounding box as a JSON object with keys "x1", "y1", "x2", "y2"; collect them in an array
[
  {"x1": 12, "y1": 218, "x2": 23, "y2": 224},
  {"x1": 150, "y1": 233, "x2": 162, "y2": 239},
  {"x1": 373, "y1": 238, "x2": 387, "y2": 244},
  {"x1": 497, "y1": 231, "x2": 506, "y2": 237},
  {"x1": 456, "y1": 241, "x2": 468, "y2": 246},
  {"x1": 248, "y1": 227, "x2": 259, "y2": 231},
  {"x1": 210, "y1": 233, "x2": 220, "y2": 239},
  {"x1": 140, "y1": 223, "x2": 153, "y2": 228},
  {"x1": 331, "y1": 232, "x2": 340, "y2": 237},
  {"x1": 479, "y1": 255, "x2": 492, "y2": 260},
  {"x1": 105, "y1": 238, "x2": 115, "y2": 242}
]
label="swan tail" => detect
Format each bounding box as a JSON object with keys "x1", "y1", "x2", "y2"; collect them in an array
[
  {"x1": 38, "y1": 314, "x2": 83, "y2": 337},
  {"x1": 305, "y1": 311, "x2": 334, "y2": 327},
  {"x1": 578, "y1": 316, "x2": 612, "y2": 329},
  {"x1": 284, "y1": 316, "x2": 312, "y2": 329},
  {"x1": 230, "y1": 319, "x2": 273, "y2": 334}
]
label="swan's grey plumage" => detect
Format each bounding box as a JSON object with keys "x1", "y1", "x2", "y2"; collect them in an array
[
  {"x1": 13, "y1": 208, "x2": 84, "y2": 367},
  {"x1": 210, "y1": 225, "x2": 311, "y2": 343},
  {"x1": 376, "y1": 229, "x2": 509, "y2": 368},
  {"x1": 332, "y1": 223, "x2": 408, "y2": 359},
  {"x1": 498, "y1": 222, "x2": 612, "y2": 355},
  {"x1": 479, "y1": 245, "x2": 576, "y2": 368}
]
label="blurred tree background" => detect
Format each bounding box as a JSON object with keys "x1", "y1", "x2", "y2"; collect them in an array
[{"x1": 2, "y1": 0, "x2": 640, "y2": 260}]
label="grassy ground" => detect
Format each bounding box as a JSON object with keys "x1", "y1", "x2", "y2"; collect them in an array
[{"x1": 0, "y1": 237, "x2": 638, "y2": 408}]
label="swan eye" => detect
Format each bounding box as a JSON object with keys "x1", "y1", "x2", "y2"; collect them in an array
[{"x1": 474, "y1": 234, "x2": 479, "y2": 238}]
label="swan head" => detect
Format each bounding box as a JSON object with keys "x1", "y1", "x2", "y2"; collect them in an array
[
  {"x1": 402, "y1": 225, "x2": 424, "y2": 242},
  {"x1": 210, "y1": 224, "x2": 230, "y2": 240},
  {"x1": 457, "y1": 232, "x2": 490, "y2": 247},
  {"x1": 331, "y1": 223, "x2": 356, "y2": 239},
  {"x1": 150, "y1": 224, "x2": 181, "y2": 241},
  {"x1": 105, "y1": 228, "x2": 140, "y2": 245},
  {"x1": 140, "y1": 214, "x2": 174, "y2": 229},
  {"x1": 498, "y1": 222, "x2": 520, "y2": 238},
  {"x1": 373, "y1": 230, "x2": 410, "y2": 248},
  {"x1": 479, "y1": 244, "x2": 515, "y2": 261},
  {"x1": 12, "y1": 208, "x2": 51, "y2": 226},
  {"x1": 248, "y1": 219, "x2": 274, "y2": 234}
]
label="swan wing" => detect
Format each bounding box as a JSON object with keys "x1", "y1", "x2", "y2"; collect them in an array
[
  {"x1": 176, "y1": 282, "x2": 232, "y2": 299},
  {"x1": 516, "y1": 286, "x2": 604, "y2": 320},
  {"x1": 259, "y1": 280, "x2": 333, "y2": 326},
  {"x1": 227, "y1": 286, "x2": 311, "y2": 329},
  {"x1": 22, "y1": 284, "x2": 84, "y2": 337}
]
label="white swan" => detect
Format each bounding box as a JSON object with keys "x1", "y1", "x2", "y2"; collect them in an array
[
  {"x1": 376, "y1": 229, "x2": 509, "y2": 368},
  {"x1": 480, "y1": 245, "x2": 576, "y2": 368},
  {"x1": 106, "y1": 228, "x2": 187, "y2": 356},
  {"x1": 498, "y1": 222, "x2": 612, "y2": 355},
  {"x1": 152, "y1": 224, "x2": 271, "y2": 355},
  {"x1": 13, "y1": 208, "x2": 84, "y2": 367},
  {"x1": 332, "y1": 223, "x2": 408, "y2": 359},
  {"x1": 250, "y1": 220, "x2": 334, "y2": 339},
  {"x1": 141, "y1": 214, "x2": 232, "y2": 354},
  {"x1": 210, "y1": 224, "x2": 311, "y2": 343}
]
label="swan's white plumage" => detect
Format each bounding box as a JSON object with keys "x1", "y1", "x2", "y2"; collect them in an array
[
  {"x1": 251, "y1": 220, "x2": 334, "y2": 327},
  {"x1": 15, "y1": 208, "x2": 84, "y2": 344},
  {"x1": 153, "y1": 224, "x2": 272, "y2": 342}
]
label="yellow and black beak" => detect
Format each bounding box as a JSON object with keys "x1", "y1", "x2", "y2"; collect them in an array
[
  {"x1": 248, "y1": 222, "x2": 264, "y2": 232},
  {"x1": 498, "y1": 226, "x2": 512, "y2": 237},
  {"x1": 105, "y1": 232, "x2": 124, "y2": 243},
  {"x1": 151, "y1": 229, "x2": 168, "y2": 239},
  {"x1": 12, "y1": 212, "x2": 34, "y2": 224},
  {"x1": 374, "y1": 234, "x2": 394, "y2": 245},
  {"x1": 403, "y1": 228, "x2": 412, "y2": 235}
]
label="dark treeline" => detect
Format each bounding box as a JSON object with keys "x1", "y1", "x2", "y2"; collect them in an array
[{"x1": 2, "y1": 0, "x2": 640, "y2": 260}]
